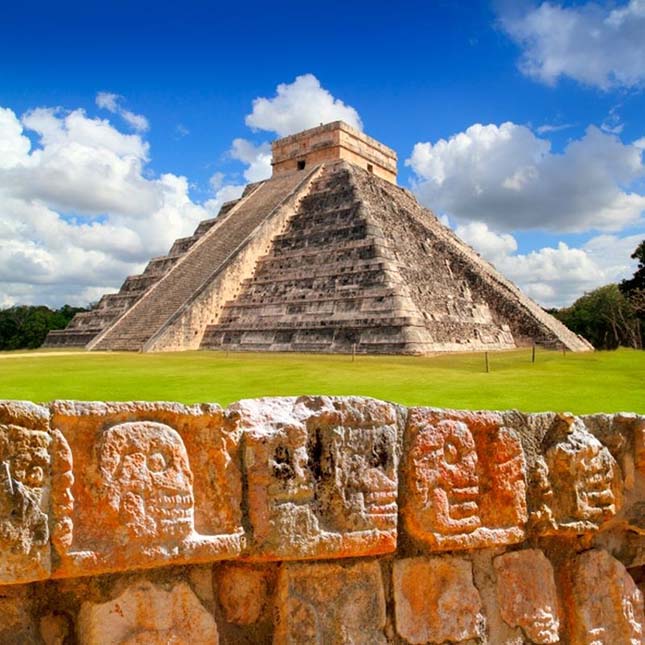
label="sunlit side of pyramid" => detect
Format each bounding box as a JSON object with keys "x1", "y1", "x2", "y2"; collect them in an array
[{"x1": 45, "y1": 121, "x2": 592, "y2": 354}]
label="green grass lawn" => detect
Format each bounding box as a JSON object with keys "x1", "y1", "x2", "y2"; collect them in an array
[{"x1": 0, "y1": 347, "x2": 643, "y2": 413}]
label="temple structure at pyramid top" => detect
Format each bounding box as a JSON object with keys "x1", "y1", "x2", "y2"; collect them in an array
[
  {"x1": 271, "y1": 121, "x2": 398, "y2": 184},
  {"x1": 45, "y1": 121, "x2": 592, "y2": 354}
]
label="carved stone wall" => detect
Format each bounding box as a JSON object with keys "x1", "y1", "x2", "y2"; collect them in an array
[{"x1": 0, "y1": 397, "x2": 643, "y2": 643}]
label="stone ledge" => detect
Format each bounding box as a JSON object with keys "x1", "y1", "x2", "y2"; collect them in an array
[{"x1": 0, "y1": 396, "x2": 643, "y2": 642}]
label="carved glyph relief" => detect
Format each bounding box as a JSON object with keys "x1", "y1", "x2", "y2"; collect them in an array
[
  {"x1": 77, "y1": 580, "x2": 219, "y2": 645},
  {"x1": 97, "y1": 422, "x2": 195, "y2": 543},
  {"x1": 234, "y1": 395, "x2": 398, "y2": 559},
  {"x1": 571, "y1": 549, "x2": 644, "y2": 645},
  {"x1": 50, "y1": 401, "x2": 243, "y2": 578},
  {"x1": 0, "y1": 401, "x2": 51, "y2": 584},
  {"x1": 403, "y1": 409, "x2": 527, "y2": 550},
  {"x1": 274, "y1": 560, "x2": 387, "y2": 645},
  {"x1": 530, "y1": 414, "x2": 622, "y2": 535}
]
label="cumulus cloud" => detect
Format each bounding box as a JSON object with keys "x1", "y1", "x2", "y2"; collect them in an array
[
  {"x1": 225, "y1": 74, "x2": 362, "y2": 185},
  {"x1": 229, "y1": 138, "x2": 272, "y2": 182},
  {"x1": 0, "y1": 106, "x2": 209, "y2": 306},
  {"x1": 455, "y1": 220, "x2": 642, "y2": 307},
  {"x1": 245, "y1": 74, "x2": 362, "y2": 136},
  {"x1": 407, "y1": 121, "x2": 645, "y2": 232},
  {"x1": 96, "y1": 91, "x2": 149, "y2": 132},
  {"x1": 499, "y1": 0, "x2": 645, "y2": 89}
]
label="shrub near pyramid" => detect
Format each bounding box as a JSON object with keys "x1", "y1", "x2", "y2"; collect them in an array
[{"x1": 45, "y1": 121, "x2": 591, "y2": 354}]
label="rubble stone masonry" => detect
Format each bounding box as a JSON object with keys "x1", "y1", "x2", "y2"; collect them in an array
[{"x1": 0, "y1": 397, "x2": 643, "y2": 643}]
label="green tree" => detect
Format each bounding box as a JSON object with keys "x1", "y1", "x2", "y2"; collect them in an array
[
  {"x1": 554, "y1": 284, "x2": 641, "y2": 350},
  {"x1": 619, "y1": 240, "x2": 645, "y2": 342},
  {"x1": 0, "y1": 304, "x2": 87, "y2": 350}
]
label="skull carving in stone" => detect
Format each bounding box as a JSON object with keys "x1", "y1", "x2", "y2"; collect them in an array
[
  {"x1": 97, "y1": 422, "x2": 194, "y2": 543},
  {"x1": 0, "y1": 426, "x2": 50, "y2": 553},
  {"x1": 409, "y1": 419, "x2": 481, "y2": 535},
  {"x1": 310, "y1": 427, "x2": 397, "y2": 532}
]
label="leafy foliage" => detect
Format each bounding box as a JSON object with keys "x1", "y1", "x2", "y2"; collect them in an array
[
  {"x1": 553, "y1": 284, "x2": 641, "y2": 350},
  {"x1": 0, "y1": 305, "x2": 86, "y2": 350}
]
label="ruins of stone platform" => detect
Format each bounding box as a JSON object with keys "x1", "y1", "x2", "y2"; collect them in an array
[
  {"x1": 45, "y1": 121, "x2": 592, "y2": 354},
  {"x1": 0, "y1": 396, "x2": 643, "y2": 643}
]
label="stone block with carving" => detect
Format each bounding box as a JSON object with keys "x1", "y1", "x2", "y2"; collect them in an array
[
  {"x1": 393, "y1": 555, "x2": 483, "y2": 644},
  {"x1": 493, "y1": 549, "x2": 561, "y2": 644},
  {"x1": 0, "y1": 401, "x2": 51, "y2": 584},
  {"x1": 274, "y1": 559, "x2": 387, "y2": 644},
  {"x1": 77, "y1": 579, "x2": 219, "y2": 644},
  {"x1": 49, "y1": 401, "x2": 243, "y2": 577},
  {"x1": 402, "y1": 408, "x2": 527, "y2": 550},
  {"x1": 570, "y1": 549, "x2": 644, "y2": 645},
  {"x1": 529, "y1": 414, "x2": 622, "y2": 535},
  {"x1": 234, "y1": 396, "x2": 399, "y2": 559}
]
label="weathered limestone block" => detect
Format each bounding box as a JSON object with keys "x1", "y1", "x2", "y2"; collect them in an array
[
  {"x1": 274, "y1": 559, "x2": 387, "y2": 644},
  {"x1": 234, "y1": 396, "x2": 399, "y2": 559},
  {"x1": 392, "y1": 555, "x2": 483, "y2": 644},
  {"x1": 0, "y1": 401, "x2": 51, "y2": 584},
  {"x1": 50, "y1": 401, "x2": 243, "y2": 577},
  {"x1": 402, "y1": 408, "x2": 527, "y2": 550},
  {"x1": 215, "y1": 563, "x2": 271, "y2": 625},
  {"x1": 636, "y1": 418, "x2": 645, "y2": 475},
  {"x1": 530, "y1": 414, "x2": 622, "y2": 536},
  {"x1": 0, "y1": 584, "x2": 37, "y2": 644},
  {"x1": 493, "y1": 549, "x2": 561, "y2": 644},
  {"x1": 77, "y1": 579, "x2": 219, "y2": 644},
  {"x1": 571, "y1": 549, "x2": 644, "y2": 645}
]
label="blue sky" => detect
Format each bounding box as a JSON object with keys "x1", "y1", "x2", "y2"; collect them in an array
[{"x1": 0, "y1": 0, "x2": 644, "y2": 307}]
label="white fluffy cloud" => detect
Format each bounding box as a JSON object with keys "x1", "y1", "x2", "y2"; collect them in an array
[
  {"x1": 500, "y1": 0, "x2": 645, "y2": 89},
  {"x1": 228, "y1": 74, "x2": 363, "y2": 185},
  {"x1": 245, "y1": 74, "x2": 362, "y2": 136},
  {"x1": 455, "y1": 220, "x2": 642, "y2": 307},
  {"x1": 407, "y1": 122, "x2": 645, "y2": 232},
  {"x1": 229, "y1": 138, "x2": 272, "y2": 182},
  {"x1": 96, "y1": 92, "x2": 149, "y2": 132},
  {"x1": 0, "y1": 106, "x2": 210, "y2": 306}
]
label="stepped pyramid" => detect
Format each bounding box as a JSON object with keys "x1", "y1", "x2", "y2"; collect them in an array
[{"x1": 45, "y1": 121, "x2": 592, "y2": 354}]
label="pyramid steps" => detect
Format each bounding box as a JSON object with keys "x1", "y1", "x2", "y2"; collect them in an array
[
  {"x1": 44, "y1": 196, "x2": 244, "y2": 348},
  {"x1": 89, "y1": 170, "x2": 316, "y2": 351}
]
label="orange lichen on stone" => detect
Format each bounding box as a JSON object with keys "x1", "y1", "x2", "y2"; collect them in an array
[
  {"x1": 214, "y1": 563, "x2": 271, "y2": 625},
  {"x1": 393, "y1": 555, "x2": 483, "y2": 644},
  {"x1": 274, "y1": 559, "x2": 387, "y2": 644},
  {"x1": 530, "y1": 414, "x2": 623, "y2": 535},
  {"x1": 570, "y1": 549, "x2": 644, "y2": 645},
  {"x1": 77, "y1": 580, "x2": 219, "y2": 644},
  {"x1": 402, "y1": 408, "x2": 527, "y2": 550},
  {"x1": 234, "y1": 396, "x2": 399, "y2": 560},
  {"x1": 49, "y1": 401, "x2": 243, "y2": 578},
  {"x1": 493, "y1": 549, "x2": 562, "y2": 643}
]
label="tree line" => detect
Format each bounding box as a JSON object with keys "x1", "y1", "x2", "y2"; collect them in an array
[
  {"x1": 0, "y1": 304, "x2": 87, "y2": 350},
  {"x1": 549, "y1": 240, "x2": 644, "y2": 350}
]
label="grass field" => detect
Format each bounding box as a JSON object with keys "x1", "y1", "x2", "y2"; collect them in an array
[{"x1": 0, "y1": 347, "x2": 643, "y2": 413}]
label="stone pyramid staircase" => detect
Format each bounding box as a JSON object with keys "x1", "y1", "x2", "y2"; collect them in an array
[
  {"x1": 88, "y1": 168, "x2": 319, "y2": 351},
  {"x1": 43, "y1": 198, "x2": 244, "y2": 348},
  {"x1": 201, "y1": 162, "x2": 591, "y2": 354}
]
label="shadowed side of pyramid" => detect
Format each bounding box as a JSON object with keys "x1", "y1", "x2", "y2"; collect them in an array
[{"x1": 201, "y1": 161, "x2": 591, "y2": 354}]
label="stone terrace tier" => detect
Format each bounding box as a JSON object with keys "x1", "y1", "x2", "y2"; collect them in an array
[
  {"x1": 202, "y1": 163, "x2": 590, "y2": 353},
  {"x1": 43, "y1": 198, "x2": 242, "y2": 348},
  {"x1": 0, "y1": 397, "x2": 643, "y2": 644},
  {"x1": 88, "y1": 170, "x2": 314, "y2": 351}
]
